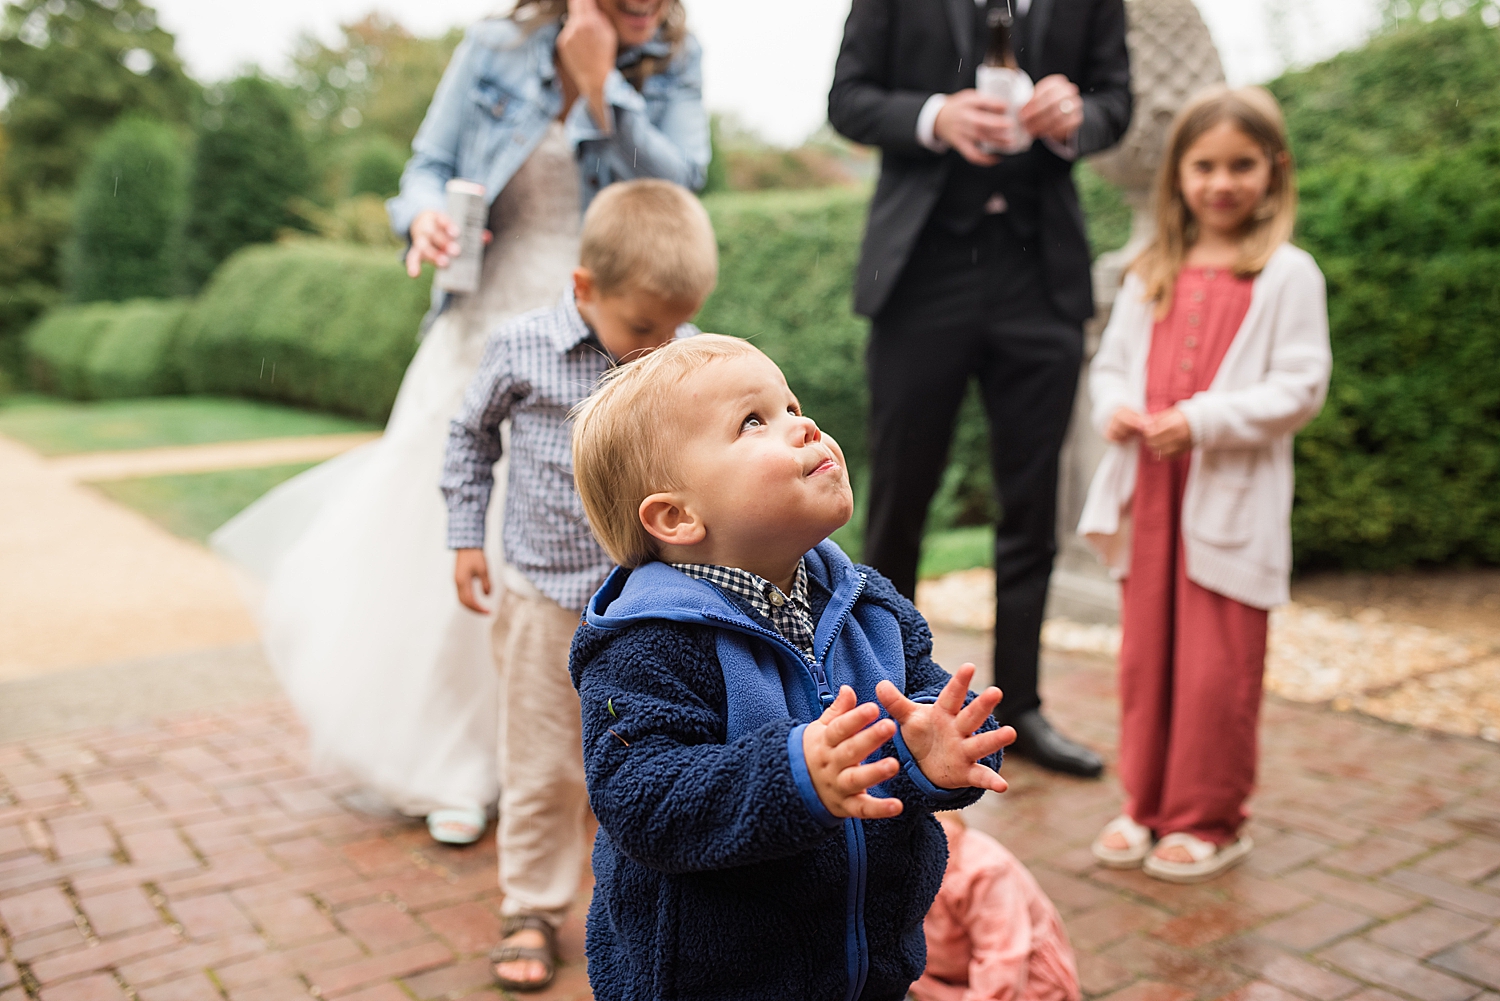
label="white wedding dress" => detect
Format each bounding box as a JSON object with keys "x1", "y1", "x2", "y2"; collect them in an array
[{"x1": 213, "y1": 123, "x2": 582, "y2": 816}]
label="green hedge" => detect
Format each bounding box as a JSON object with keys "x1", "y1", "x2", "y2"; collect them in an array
[
  {"x1": 1283, "y1": 54, "x2": 1500, "y2": 570},
  {"x1": 1293, "y1": 246, "x2": 1500, "y2": 568},
  {"x1": 697, "y1": 189, "x2": 871, "y2": 480},
  {"x1": 176, "y1": 241, "x2": 430, "y2": 420},
  {"x1": 25, "y1": 305, "x2": 116, "y2": 399},
  {"x1": 25, "y1": 298, "x2": 189, "y2": 399}
]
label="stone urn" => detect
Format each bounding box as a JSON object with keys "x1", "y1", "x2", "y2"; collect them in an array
[{"x1": 1047, "y1": 0, "x2": 1226, "y2": 623}]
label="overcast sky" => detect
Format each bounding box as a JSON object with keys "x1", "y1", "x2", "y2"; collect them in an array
[{"x1": 146, "y1": 0, "x2": 1382, "y2": 146}]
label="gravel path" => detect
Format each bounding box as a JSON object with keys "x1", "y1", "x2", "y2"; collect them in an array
[
  {"x1": 47, "y1": 432, "x2": 378, "y2": 482},
  {"x1": 917, "y1": 568, "x2": 1500, "y2": 743},
  {"x1": 0, "y1": 434, "x2": 258, "y2": 682}
]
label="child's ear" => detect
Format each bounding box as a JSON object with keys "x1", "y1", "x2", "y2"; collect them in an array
[
  {"x1": 573, "y1": 267, "x2": 597, "y2": 306},
  {"x1": 639, "y1": 492, "x2": 705, "y2": 548}
]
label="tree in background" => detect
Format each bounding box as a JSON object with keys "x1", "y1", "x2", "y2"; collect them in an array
[
  {"x1": 178, "y1": 76, "x2": 313, "y2": 291},
  {"x1": 63, "y1": 115, "x2": 187, "y2": 302},
  {"x1": 346, "y1": 135, "x2": 407, "y2": 199},
  {"x1": 0, "y1": 0, "x2": 196, "y2": 375},
  {"x1": 287, "y1": 14, "x2": 462, "y2": 201}
]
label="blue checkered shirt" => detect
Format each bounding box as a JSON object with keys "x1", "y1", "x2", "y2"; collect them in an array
[
  {"x1": 673, "y1": 560, "x2": 816, "y2": 661},
  {"x1": 442, "y1": 291, "x2": 696, "y2": 610}
]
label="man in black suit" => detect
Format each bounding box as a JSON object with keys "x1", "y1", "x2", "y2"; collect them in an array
[{"x1": 829, "y1": 0, "x2": 1130, "y2": 776}]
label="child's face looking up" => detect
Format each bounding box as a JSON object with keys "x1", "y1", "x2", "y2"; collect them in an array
[
  {"x1": 1178, "y1": 120, "x2": 1276, "y2": 241},
  {"x1": 574, "y1": 267, "x2": 700, "y2": 362},
  {"x1": 642, "y1": 351, "x2": 854, "y2": 585}
]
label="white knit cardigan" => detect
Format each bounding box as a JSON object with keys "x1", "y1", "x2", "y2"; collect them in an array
[{"x1": 1077, "y1": 243, "x2": 1332, "y2": 609}]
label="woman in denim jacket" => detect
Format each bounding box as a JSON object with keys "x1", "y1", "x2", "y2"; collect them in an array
[{"x1": 211, "y1": 3, "x2": 708, "y2": 951}]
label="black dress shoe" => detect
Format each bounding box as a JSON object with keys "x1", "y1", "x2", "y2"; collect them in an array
[{"x1": 1007, "y1": 710, "x2": 1104, "y2": 778}]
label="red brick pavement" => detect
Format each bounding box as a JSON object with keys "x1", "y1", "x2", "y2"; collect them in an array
[{"x1": 3, "y1": 639, "x2": 1500, "y2": 1001}]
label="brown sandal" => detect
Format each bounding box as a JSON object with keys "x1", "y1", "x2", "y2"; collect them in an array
[{"x1": 490, "y1": 912, "x2": 558, "y2": 992}]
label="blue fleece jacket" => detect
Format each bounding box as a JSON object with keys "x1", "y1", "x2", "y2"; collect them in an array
[{"x1": 568, "y1": 540, "x2": 1003, "y2": 1001}]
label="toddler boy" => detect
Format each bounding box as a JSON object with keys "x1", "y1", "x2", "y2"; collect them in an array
[
  {"x1": 440, "y1": 179, "x2": 716, "y2": 992},
  {"x1": 568, "y1": 335, "x2": 1016, "y2": 1001}
]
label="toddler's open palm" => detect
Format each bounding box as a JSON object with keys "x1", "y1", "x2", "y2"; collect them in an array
[
  {"x1": 803, "y1": 687, "x2": 903, "y2": 820},
  {"x1": 876, "y1": 664, "x2": 1013, "y2": 793}
]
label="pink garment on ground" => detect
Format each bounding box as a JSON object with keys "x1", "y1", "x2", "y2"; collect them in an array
[{"x1": 910, "y1": 822, "x2": 1081, "y2": 1001}]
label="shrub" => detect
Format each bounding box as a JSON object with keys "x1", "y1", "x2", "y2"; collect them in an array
[
  {"x1": 347, "y1": 136, "x2": 407, "y2": 198},
  {"x1": 25, "y1": 298, "x2": 189, "y2": 399},
  {"x1": 84, "y1": 299, "x2": 190, "y2": 398},
  {"x1": 179, "y1": 76, "x2": 314, "y2": 291},
  {"x1": 63, "y1": 116, "x2": 189, "y2": 303},
  {"x1": 25, "y1": 303, "x2": 122, "y2": 398},
  {"x1": 1282, "y1": 55, "x2": 1500, "y2": 568},
  {"x1": 176, "y1": 241, "x2": 430, "y2": 420},
  {"x1": 1269, "y1": 11, "x2": 1500, "y2": 166},
  {"x1": 1292, "y1": 246, "x2": 1500, "y2": 568},
  {"x1": 697, "y1": 189, "x2": 871, "y2": 480}
]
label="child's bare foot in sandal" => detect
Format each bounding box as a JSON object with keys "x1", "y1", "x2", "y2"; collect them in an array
[
  {"x1": 1091, "y1": 815, "x2": 1153, "y2": 868},
  {"x1": 491, "y1": 914, "x2": 557, "y2": 992},
  {"x1": 1142, "y1": 832, "x2": 1253, "y2": 883}
]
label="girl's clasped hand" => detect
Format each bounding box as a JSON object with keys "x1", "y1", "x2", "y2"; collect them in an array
[{"x1": 1105, "y1": 406, "x2": 1192, "y2": 459}]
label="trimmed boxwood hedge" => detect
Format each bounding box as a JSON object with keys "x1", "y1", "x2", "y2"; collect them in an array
[
  {"x1": 25, "y1": 304, "x2": 119, "y2": 399},
  {"x1": 26, "y1": 299, "x2": 190, "y2": 400},
  {"x1": 175, "y1": 241, "x2": 431, "y2": 420}
]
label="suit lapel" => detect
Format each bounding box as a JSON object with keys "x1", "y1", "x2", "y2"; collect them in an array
[
  {"x1": 1025, "y1": 0, "x2": 1053, "y2": 72},
  {"x1": 944, "y1": 0, "x2": 975, "y2": 68}
]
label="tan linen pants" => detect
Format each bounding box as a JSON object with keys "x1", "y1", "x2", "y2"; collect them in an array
[{"x1": 492, "y1": 566, "x2": 590, "y2": 927}]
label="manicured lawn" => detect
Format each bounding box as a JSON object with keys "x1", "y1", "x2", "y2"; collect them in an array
[
  {"x1": 93, "y1": 463, "x2": 316, "y2": 543},
  {"x1": 919, "y1": 525, "x2": 994, "y2": 579},
  {"x1": 828, "y1": 523, "x2": 995, "y2": 579},
  {"x1": 0, "y1": 394, "x2": 379, "y2": 456}
]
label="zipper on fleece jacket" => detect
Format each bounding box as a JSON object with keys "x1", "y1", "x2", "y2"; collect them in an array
[
  {"x1": 706, "y1": 569, "x2": 874, "y2": 999},
  {"x1": 843, "y1": 818, "x2": 870, "y2": 1001}
]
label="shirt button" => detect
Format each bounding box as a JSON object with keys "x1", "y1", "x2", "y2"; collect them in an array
[
  {"x1": 1204, "y1": 269, "x2": 1217, "y2": 280},
  {"x1": 1192, "y1": 290, "x2": 1205, "y2": 302},
  {"x1": 767, "y1": 589, "x2": 786, "y2": 608},
  {"x1": 1188, "y1": 314, "x2": 1201, "y2": 326},
  {"x1": 1185, "y1": 336, "x2": 1198, "y2": 348},
  {"x1": 1180, "y1": 359, "x2": 1193, "y2": 371}
]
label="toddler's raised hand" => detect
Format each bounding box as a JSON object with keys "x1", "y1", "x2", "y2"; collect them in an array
[
  {"x1": 876, "y1": 664, "x2": 1013, "y2": 793},
  {"x1": 803, "y1": 686, "x2": 904, "y2": 820}
]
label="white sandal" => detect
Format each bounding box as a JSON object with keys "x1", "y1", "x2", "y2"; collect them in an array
[
  {"x1": 426, "y1": 807, "x2": 487, "y2": 845},
  {"x1": 1091, "y1": 815, "x2": 1155, "y2": 869},
  {"x1": 1142, "y1": 832, "x2": 1253, "y2": 883}
]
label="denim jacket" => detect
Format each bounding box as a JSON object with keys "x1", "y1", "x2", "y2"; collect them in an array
[{"x1": 386, "y1": 17, "x2": 709, "y2": 243}]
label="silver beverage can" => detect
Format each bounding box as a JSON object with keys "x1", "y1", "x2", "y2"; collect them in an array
[{"x1": 436, "y1": 179, "x2": 487, "y2": 295}]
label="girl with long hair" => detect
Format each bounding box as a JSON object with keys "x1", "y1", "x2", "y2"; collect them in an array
[{"x1": 1078, "y1": 86, "x2": 1332, "y2": 882}]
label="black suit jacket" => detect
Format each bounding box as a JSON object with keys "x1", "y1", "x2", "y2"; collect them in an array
[{"x1": 828, "y1": 0, "x2": 1131, "y2": 322}]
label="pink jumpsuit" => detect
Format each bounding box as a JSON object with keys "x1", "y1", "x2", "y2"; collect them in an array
[{"x1": 1117, "y1": 266, "x2": 1266, "y2": 847}]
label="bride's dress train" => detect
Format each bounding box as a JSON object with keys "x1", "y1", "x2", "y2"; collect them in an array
[{"x1": 212, "y1": 123, "x2": 582, "y2": 816}]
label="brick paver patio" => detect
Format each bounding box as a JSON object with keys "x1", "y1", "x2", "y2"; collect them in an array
[{"x1": 4, "y1": 633, "x2": 1500, "y2": 1001}]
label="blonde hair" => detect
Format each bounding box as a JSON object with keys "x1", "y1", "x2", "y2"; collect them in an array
[
  {"x1": 572, "y1": 334, "x2": 761, "y2": 567},
  {"x1": 580, "y1": 178, "x2": 718, "y2": 301},
  {"x1": 509, "y1": 0, "x2": 688, "y2": 90},
  {"x1": 1130, "y1": 86, "x2": 1297, "y2": 315}
]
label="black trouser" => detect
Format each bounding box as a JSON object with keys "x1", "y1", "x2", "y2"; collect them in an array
[{"x1": 864, "y1": 215, "x2": 1083, "y2": 722}]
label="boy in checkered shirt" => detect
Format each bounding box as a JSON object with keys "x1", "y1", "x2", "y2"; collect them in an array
[{"x1": 440, "y1": 179, "x2": 715, "y2": 991}]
